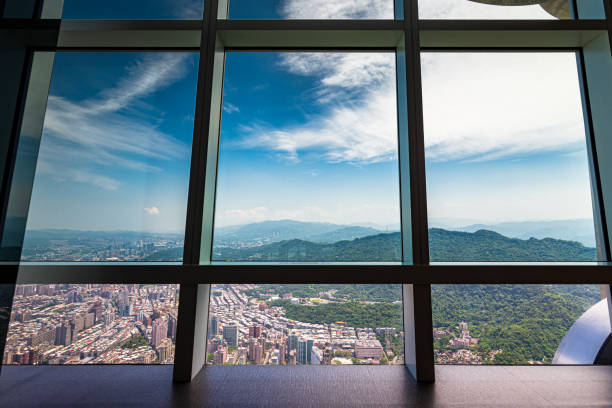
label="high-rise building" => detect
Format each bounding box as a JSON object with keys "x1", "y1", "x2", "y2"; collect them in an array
[
  {"x1": 288, "y1": 333, "x2": 298, "y2": 351},
  {"x1": 254, "y1": 343, "x2": 264, "y2": 365},
  {"x1": 297, "y1": 338, "x2": 313, "y2": 365},
  {"x1": 54, "y1": 324, "x2": 72, "y2": 346},
  {"x1": 151, "y1": 318, "x2": 169, "y2": 349},
  {"x1": 223, "y1": 324, "x2": 238, "y2": 348},
  {"x1": 167, "y1": 314, "x2": 177, "y2": 343},
  {"x1": 249, "y1": 324, "x2": 262, "y2": 339},
  {"x1": 208, "y1": 314, "x2": 218, "y2": 339},
  {"x1": 214, "y1": 346, "x2": 228, "y2": 365}
]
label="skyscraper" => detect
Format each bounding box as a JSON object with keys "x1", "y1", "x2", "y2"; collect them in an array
[
  {"x1": 151, "y1": 318, "x2": 169, "y2": 349},
  {"x1": 208, "y1": 314, "x2": 218, "y2": 339},
  {"x1": 288, "y1": 333, "x2": 298, "y2": 351},
  {"x1": 223, "y1": 324, "x2": 238, "y2": 348}
]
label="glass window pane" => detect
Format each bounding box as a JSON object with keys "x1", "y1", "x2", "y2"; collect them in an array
[
  {"x1": 206, "y1": 284, "x2": 403, "y2": 365},
  {"x1": 212, "y1": 52, "x2": 401, "y2": 262},
  {"x1": 229, "y1": 0, "x2": 394, "y2": 19},
  {"x1": 432, "y1": 284, "x2": 607, "y2": 365},
  {"x1": 5, "y1": 284, "x2": 179, "y2": 365},
  {"x1": 418, "y1": 0, "x2": 605, "y2": 20},
  {"x1": 21, "y1": 52, "x2": 198, "y2": 263},
  {"x1": 58, "y1": 0, "x2": 204, "y2": 19},
  {"x1": 423, "y1": 52, "x2": 596, "y2": 262}
]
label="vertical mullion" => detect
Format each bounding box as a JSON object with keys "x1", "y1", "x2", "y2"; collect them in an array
[
  {"x1": 400, "y1": 0, "x2": 435, "y2": 382},
  {"x1": 173, "y1": 0, "x2": 219, "y2": 382},
  {"x1": 605, "y1": 0, "x2": 612, "y2": 54}
]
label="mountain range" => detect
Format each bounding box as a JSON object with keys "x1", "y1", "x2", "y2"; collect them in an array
[{"x1": 213, "y1": 228, "x2": 597, "y2": 262}]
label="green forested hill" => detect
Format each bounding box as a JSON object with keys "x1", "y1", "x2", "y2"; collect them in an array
[
  {"x1": 429, "y1": 228, "x2": 597, "y2": 261},
  {"x1": 244, "y1": 284, "x2": 403, "y2": 302},
  {"x1": 431, "y1": 284, "x2": 600, "y2": 364},
  {"x1": 213, "y1": 228, "x2": 597, "y2": 262}
]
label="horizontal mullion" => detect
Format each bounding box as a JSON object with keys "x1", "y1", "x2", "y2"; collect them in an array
[
  {"x1": 420, "y1": 20, "x2": 608, "y2": 48},
  {"x1": 57, "y1": 20, "x2": 202, "y2": 48},
  {"x1": 216, "y1": 20, "x2": 404, "y2": 48},
  {"x1": 5, "y1": 263, "x2": 612, "y2": 284}
]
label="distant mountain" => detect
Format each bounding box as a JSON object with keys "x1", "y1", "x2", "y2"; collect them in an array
[
  {"x1": 451, "y1": 219, "x2": 596, "y2": 247},
  {"x1": 307, "y1": 226, "x2": 381, "y2": 243},
  {"x1": 213, "y1": 220, "x2": 387, "y2": 247},
  {"x1": 214, "y1": 228, "x2": 597, "y2": 262},
  {"x1": 213, "y1": 233, "x2": 401, "y2": 262}
]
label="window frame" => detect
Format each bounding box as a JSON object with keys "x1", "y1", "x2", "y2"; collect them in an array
[{"x1": 0, "y1": 0, "x2": 611, "y2": 383}]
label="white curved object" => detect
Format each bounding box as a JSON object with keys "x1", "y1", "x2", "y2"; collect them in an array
[{"x1": 554, "y1": 299, "x2": 611, "y2": 364}]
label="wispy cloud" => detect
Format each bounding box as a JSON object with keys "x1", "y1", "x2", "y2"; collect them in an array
[
  {"x1": 223, "y1": 102, "x2": 240, "y2": 114},
  {"x1": 172, "y1": 0, "x2": 204, "y2": 19},
  {"x1": 37, "y1": 53, "x2": 193, "y2": 190},
  {"x1": 144, "y1": 206, "x2": 161, "y2": 216},
  {"x1": 421, "y1": 52, "x2": 586, "y2": 162},
  {"x1": 281, "y1": 0, "x2": 393, "y2": 19}
]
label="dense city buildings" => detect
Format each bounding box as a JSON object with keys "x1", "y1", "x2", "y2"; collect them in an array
[
  {"x1": 4, "y1": 284, "x2": 179, "y2": 365},
  {"x1": 206, "y1": 284, "x2": 405, "y2": 366}
]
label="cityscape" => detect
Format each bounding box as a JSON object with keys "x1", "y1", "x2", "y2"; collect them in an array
[
  {"x1": 5, "y1": 222, "x2": 603, "y2": 366},
  {"x1": 206, "y1": 284, "x2": 403, "y2": 366},
  {"x1": 4, "y1": 284, "x2": 179, "y2": 365}
]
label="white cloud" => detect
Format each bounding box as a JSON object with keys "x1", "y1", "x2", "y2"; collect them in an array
[
  {"x1": 239, "y1": 53, "x2": 398, "y2": 164},
  {"x1": 237, "y1": 48, "x2": 586, "y2": 166},
  {"x1": 421, "y1": 52, "x2": 586, "y2": 162},
  {"x1": 173, "y1": 0, "x2": 204, "y2": 19},
  {"x1": 144, "y1": 206, "x2": 161, "y2": 216},
  {"x1": 37, "y1": 53, "x2": 193, "y2": 189},
  {"x1": 223, "y1": 102, "x2": 240, "y2": 114},
  {"x1": 281, "y1": 0, "x2": 393, "y2": 19}
]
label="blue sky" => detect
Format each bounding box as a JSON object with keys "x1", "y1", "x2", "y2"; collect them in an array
[{"x1": 24, "y1": 0, "x2": 596, "y2": 237}]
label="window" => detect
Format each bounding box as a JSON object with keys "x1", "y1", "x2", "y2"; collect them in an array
[
  {"x1": 1, "y1": 0, "x2": 611, "y2": 384},
  {"x1": 423, "y1": 52, "x2": 596, "y2": 262},
  {"x1": 212, "y1": 52, "x2": 401, "y2": 262},
  {"x1": 423, "y1": 51, "x2": 608, "y2": 364},
  {"x1": 20, "y1": 52, "x2": 198, "y2": 263},
  {"x1": 206, "y1": 284, "x2": 403, "y2": 365}
]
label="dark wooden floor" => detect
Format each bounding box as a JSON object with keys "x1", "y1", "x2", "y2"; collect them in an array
[{"x1": 1, "y1": 365, "x2": 612, "y2": 407}]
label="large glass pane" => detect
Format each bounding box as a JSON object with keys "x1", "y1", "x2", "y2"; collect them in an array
[
  {"x1": 432, "y1": 284, "x2": 606, "y2": 365},
  {"x1": 59, "y1": 0, "x2": 204, "y2": 19},
  {"x1": 4, "y1": 284, "x2": 179, "y2": 365},
  {"x1": 418, "y1": 0, "x2": 605, "y2": 20},
  {"x1": 21, "y1": 52, "x2": 198, "y2": 263},
  {"x1": 206, "y1": 284, "x2": 404, "y2": 365},
  {"x1": 212, "y1": 52, "x2": 401, "y2": 262},
  {"x1": 423, "y1": 51, "x2": 607, "y2": 365},
  {"x1": 229, "y1": 0, "x2": 394, "y2": 19},
  {"x1": 423, "y1": 52, "x2": 596, "y2": 262}
]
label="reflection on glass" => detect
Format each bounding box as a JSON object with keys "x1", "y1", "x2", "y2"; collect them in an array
[
  {"x1": 60, "y1": 0, "x2": 204, "y2": 19},
  {"x1": 419, "y1": 0, "x2": 572, "y2": 19},
  {"x1": 212, "y1": 52, "x2": 401, "y2": 262},
  {"x1": 21, "y1": 52, "x2": 198, "y2": 262},
  {"x1": 206, "y1": 284, "x2": 404, "y2": 365},
  {"x1": 4, "y1": 284, "x2": 179, "y2": 365},
  {"x1": 229, "y1": 0, "x2": 394, "y2": 19}
]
